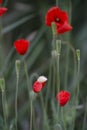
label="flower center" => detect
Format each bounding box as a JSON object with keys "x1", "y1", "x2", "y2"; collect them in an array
[{"x1": 55, "y1": 18, "x2": 60, "y2": 23}]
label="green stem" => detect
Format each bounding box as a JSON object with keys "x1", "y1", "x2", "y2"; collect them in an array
[
  {"x1": 56, "y1": 0, "x2": 58, "y2": 6},
  {"x1": 2, "y1": 91, "x2": 7, "y2": 130},
  {"x1": 24, "y1": 60, "x2": 30, "y2": 102},
  {"x1": 64, "y1": 44, "x2": 69, "y2": 90},
  {"x1": 39, "y1": 92, "x2": 49, "y2": 130},
  {"x1": 82, "y1": 98, "x2": 87, "y2": 130},
  {"x1": 57, "y1": 54, "x2": 60, "y2": 115},
  {"x1": 29, "y1": 73, "x2": 38, "y2": 130},
  {"x1": 45, "y1": 59, "x2": 52, "y2": 110},
  {"x1": 30, "y1": 99, "x2": 33, "y2": 130},
  {"x1": 53, "y1": 58, "x2": 56, "y2": 98},
  {"x1": 67, "y1": 42, "x2": 77, "y2": 78},
  {"x1": 72, "y1": 53, "x2": 80, "y2": 130},
  {"x1": 52, "y1": 34, "x2": 56, "y2": 50},
  {"x1": 77, "y1": 59, "x2": 80, "y2": 100},
  {"x1": 15, "y1": 75, "x2": 19, "y2": 130},
  {"x1": 61, "y1": 108, "x2": 67, "y2": 130}
]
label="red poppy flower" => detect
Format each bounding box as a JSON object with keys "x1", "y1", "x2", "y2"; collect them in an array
[
  {"x1": 56, "y1": 91, "x2": 70, "y2": 106},
  {"x1": 14, "y1": 39, "x2": 29, "y2": 55},
  {"x1": 45, "y1": 6, "x2": 72, "y2": 34},
  {"x1": 33, "y1": 81, "x2": 43, "y2": 93},
  {"x1": 0, "y1": 7, "x2": 8, "y2": 16},
  {"x1": 0, "y1": 0, "x2": 2, "y2": 4}
]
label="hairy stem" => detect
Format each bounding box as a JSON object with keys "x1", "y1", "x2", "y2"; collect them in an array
[{"x1": 15, "y1": 75, "x2": 19, "y2": 130}]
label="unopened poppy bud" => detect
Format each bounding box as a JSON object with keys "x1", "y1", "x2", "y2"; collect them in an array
[
  {"x1": 56, "y1": 90, "x2": 70, "y2": 106},
  {"x1": 15, "y1": 60, "x2": 21, "y2": 78},
  {"x1": 33, "y1": 81, "x2": 42, "y2": 93},
  {"x1": 56, "y1": 40, "x2": 61, "y2": 55},
  {"x1": 51, "y1": 22, "x2": 56, "y2": 35},
  {"x1": 76, "y1": 49, "x2": 80, "y2": 61},
  {"x1": 30, "y1": 90, "x2": 37, "y2": 100},
  {"x1": 51, "y1": 50, "x2": 58, "y2": 58},
  {"x1": 0, "y1": 78, "x2": 5, "y2": 92}
]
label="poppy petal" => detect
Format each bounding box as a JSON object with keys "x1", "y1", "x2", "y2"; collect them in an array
[
  {"x1": 33, "y1": 81, "x2": 43, "y2": 93},
  {"x1": 0, "y1": 7, "x2": 8, "y2": 16},
  {"x1": 14, "y1": 39, "x2": 29, "y2": 55},
  {"x1": 57, "y1": 21, "x2": 72, "y2": 34},
  {"x1": 56, "y1": 90, "x2": 70, "y2": 106}
]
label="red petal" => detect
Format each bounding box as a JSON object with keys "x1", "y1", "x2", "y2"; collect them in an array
[
  {"x1": 45, "y1": 6, "x2": 60, "y2": 26},
  {"x1": 0, "y1": 0, "x2": 2, "y2": 4},
  {"x1": 0, "y1": 7, "x2": 8, "y2": 16},
  {"x1": 45, "y1": 6, "x2": 68, "y2": 27},
  {"x1": 14, "y1": 39, "x2": 29, "y2": 55},
  {"x1": 56, "y1": 91, "x2": 70, "y2": 106},
  {"x1": 33, "y1": 81, "x2": 43, "y2": 93},
  {"x1": 41, "y1": 82, "x2": 46, "y2": 88},
  {"x1": 57, "y1": 21, "x2": 72, "y2": 34}
]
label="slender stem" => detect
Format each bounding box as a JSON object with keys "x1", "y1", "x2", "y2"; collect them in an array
[
  {"x1": 53, "y1": 58, "x2": 56, "y2": 98},
  {"x1": 57, "y1": 54, "x2": 60, "y2": 118},
  {"x1": 52, "y1": 34, "x2": 56, "y2": 50},
  {"x1": 56, "y1": 0, "x2": 58, "y2": 6},
  {"x1": 61, "y1": 108, "x2": 67, "y2": 130},
  {"x1": 82, "y1": 98, "x2": 87, "y2": 130},
  {"x1": 45, "y1": 60, "x2": 52, "y2": 110},
  {"x1": 15, "y1": 75, "x2": 19, "y2": 130},
  {"x1": 64, "y1": 44, "x2": 69, "y2": 90},
  {"x1": 24, "y1": 60, "x2": 30, "y2": 102},
  {"x1": 2, "y1": 91, "x2": 7, "y2": 130},
  {"x1": 39, "y1": 92, "x2": 50, "y2": 130},
  {"x1": 30, "y1": 99, "x2": 33, "y2": 130},
  {"x1": 67, "y1": 41, "x2": 77, "y2": 78},
  {"x1": 76, "y1": 59, "x2": 80, "y2": 103},
  {"x1": 72, "y1": 53, "x2": 80, "y2": 130}
]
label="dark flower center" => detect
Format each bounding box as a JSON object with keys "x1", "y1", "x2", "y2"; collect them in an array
[{"x1": 55, "y1": 18, "x2": 60, "y2": 23}]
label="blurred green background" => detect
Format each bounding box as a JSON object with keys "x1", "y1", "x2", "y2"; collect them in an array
[{"x1": 0, "y1": 0, "x2": 87, "y2": 130}]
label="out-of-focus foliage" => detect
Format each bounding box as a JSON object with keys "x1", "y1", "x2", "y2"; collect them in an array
[{"x1": 0, "y1": 0, "x2": 87, "y2": 130}]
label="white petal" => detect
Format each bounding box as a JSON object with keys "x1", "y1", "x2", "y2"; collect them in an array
[{"x1": 37, "y1": 76, "x2": 47, "y2": 83}]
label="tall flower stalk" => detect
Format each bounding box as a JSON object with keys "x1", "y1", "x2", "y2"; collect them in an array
[
  {"x1": 72, "y1": 49, "x2": 80, "y2": 130},
  {"x1": 24, "y1": 59, "x2": 30, "y2": 103},
  {"x1": 76, "y1": 49, "x2": 80, "y2": 104},
  {"x1": 56, "y1": 40, "x2": 61, "y2": 117},
  {"x1": 30, "y1": 98, "x2": 33, "y2": 130},
  {"x1": 15, "y1": 60, "x2": 21, "y2": 130},
  {"x1": 82, "y1": 97, "x2": 87, "y2": 130},
  {"x1": 0, "y1": 78, "x2": 7, "y2": 130}
]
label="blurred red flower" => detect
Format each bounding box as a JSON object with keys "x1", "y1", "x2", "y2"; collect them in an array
[
  {"x1": 0, "y1": 0, "x2": 2, "y2": 4},
  {"x1": 14, "y1": 39, "x2": 29, "y2": 55},
  {"x1": 0, "y1": 7, "x2": 8, "y2": 16},
  {"x1": 56, "y1": 91, "x2": 70, "y2": 106},
  {"x1": 45, "y1": 7, "x2": 72, "y2": 34}
]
